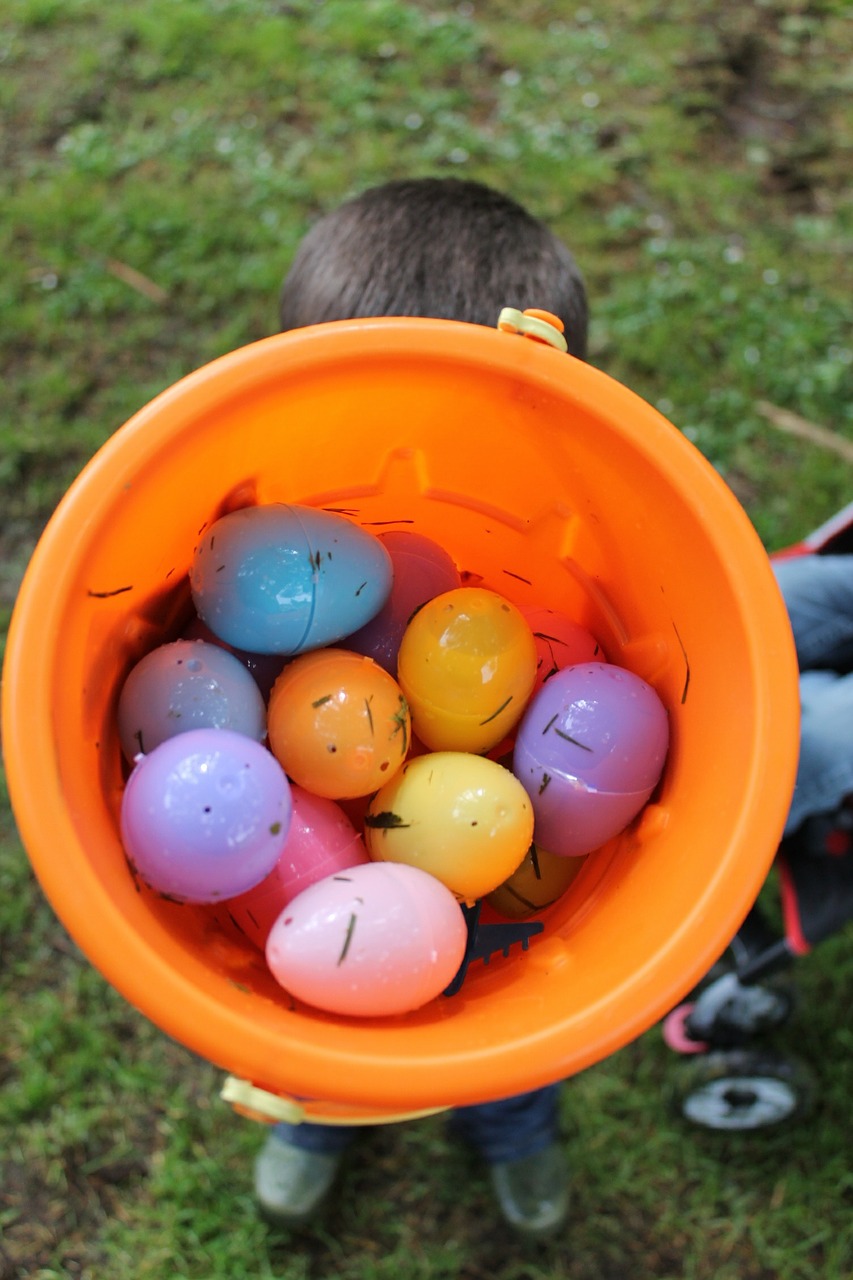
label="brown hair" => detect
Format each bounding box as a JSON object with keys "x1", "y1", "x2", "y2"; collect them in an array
[{"x1": 279, "y1": 178, "x2": 588, "y2": 359}]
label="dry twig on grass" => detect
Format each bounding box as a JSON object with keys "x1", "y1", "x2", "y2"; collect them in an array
[
  {"x1": 105, "y1": 258, "x2": 169, "y2": 303},
  {"x1": 756, "y1": 400, "x2": 853, "y2": 465}
]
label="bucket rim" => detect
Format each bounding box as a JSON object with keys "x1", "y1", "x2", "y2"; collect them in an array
[{"x1": 2, "y1": 317, "x2": 800, "y2": 1109}]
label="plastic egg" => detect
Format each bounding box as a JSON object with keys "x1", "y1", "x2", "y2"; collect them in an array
[
  {"x1": 343, "y1": 530, "x2": 461, "y2": 673},
  {"x1": 190, "y1": 503, "x2": 393, "y2": 655},
  {"x1": 267, "y1": 648, "x2": 411, "y2": 799},
  {"x1": 220, "y1": 786, "x2": 369, "y2": 948},
  {"x1": 265, "y1": 861, "x2": 467, "y2": 1017},
  {"x1": 512, "y1": 663, "x2": 669, "y2": 857},
  {"x1": 486, "y1": 842, "x2": 586, "y2": 920},
  {"x1": 520, "y1": 605, "x2": 605, "y2": 695},
  {"x1": 117, "y1": 639, "x2": 267, "y2": 762},
  {"x1": 183, "y1": 616, "x2": 286, "y2": 701},
  {"x1": 120, "y1": 728, "x2": 292, "y2": 903},
  {"x1": 364, "y1": 751, "x2": 534, "y2": 902},
  {"x1": 396, "y1": 587, "x2": 537, "y2": 753}
]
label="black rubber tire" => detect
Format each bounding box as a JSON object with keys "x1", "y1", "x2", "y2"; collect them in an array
[{"x1": 671, "y1": 1048, "x2": 816, "y2": 1131}]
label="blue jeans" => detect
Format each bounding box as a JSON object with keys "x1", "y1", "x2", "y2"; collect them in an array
[
  {"x1": 774, "y1": 555, "x2": 853, "y2": 834},
  {"x1": 271, "y1": 1083, "x2": 561, "y2": 1165}
]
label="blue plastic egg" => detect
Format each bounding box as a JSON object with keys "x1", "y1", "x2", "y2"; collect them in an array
[{"x1": 190, "y1": 504, "x2": 393, "y2": 655}]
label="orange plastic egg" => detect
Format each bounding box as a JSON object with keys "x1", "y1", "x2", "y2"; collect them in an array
[{"x1": 267, "y1": 648, "x2": 410, "y2": 799}]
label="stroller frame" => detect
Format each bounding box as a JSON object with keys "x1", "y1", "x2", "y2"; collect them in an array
[{"x1": 663, "y1": 501, "x2": 853, "y2": 1130}]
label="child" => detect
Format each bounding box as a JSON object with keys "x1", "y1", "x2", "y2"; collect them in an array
[
  {"x1": 773, "y1": 554, "x2": 853, "y2": 837},
  {"x1": 276, "y1": 176, "x2": 588, "y2": 356},
  {"x1": 254, "y1": 177, "x2": 589, "y2": 1237}
]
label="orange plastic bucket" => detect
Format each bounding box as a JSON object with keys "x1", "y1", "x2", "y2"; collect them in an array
[{"x1": 2, "y1": 318, "x2": 799, "y2": 1120}]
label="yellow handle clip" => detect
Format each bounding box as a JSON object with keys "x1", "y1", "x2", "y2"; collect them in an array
[{"x1": 497, "y1": 307, "x2": 568, "y2": 353}]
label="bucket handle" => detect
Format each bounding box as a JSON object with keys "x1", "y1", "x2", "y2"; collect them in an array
[{"x1": 220, "y1": 1075, "x2": 449, "y2": 1127}]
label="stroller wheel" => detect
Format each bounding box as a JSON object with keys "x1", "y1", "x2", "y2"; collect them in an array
[{"x1": 672, "y1": 1048, "x2": 815, "y2": 1131}]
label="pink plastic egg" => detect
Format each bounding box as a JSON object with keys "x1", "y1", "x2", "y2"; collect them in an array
[
  {"x1": 265, "y1": 861, "x2": 467, "y2": 1017},
  {"x1": 512, "y1": 662, "x2": 669, "y2": 857},
  {"x1": 520, "y1": 605, "x2": 604, "y2": 695},
  {"x1": 220, "y1": 786, "x2": 369, "y2": 948}
]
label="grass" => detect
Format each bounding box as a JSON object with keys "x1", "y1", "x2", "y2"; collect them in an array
[{"x1": 2, "y1": 0, "x2": 853, "y2": 1276}]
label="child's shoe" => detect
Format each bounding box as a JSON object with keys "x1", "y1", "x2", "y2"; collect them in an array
[
  {"x1": 253, "y1": 1129, "x2": 343, "y2": 1225},
  {"x1": 489, "y1": 1141, "x2": 570, "y2": 1237}
]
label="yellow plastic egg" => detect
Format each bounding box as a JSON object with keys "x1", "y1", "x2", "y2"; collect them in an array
[
  {"x1": 396, "y1": 587, "x2": 537, "y2": 754},
  {"x1": 267, "y1": 648, "x2": 410, "y2": 799},
  {"x1": 487, "y1": 843, "x2": 586, "y2": 920},
  {"x1": 364, "y1": 751, "x2": 534, "y2": 903}
]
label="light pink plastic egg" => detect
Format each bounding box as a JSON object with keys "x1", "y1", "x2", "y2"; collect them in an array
[{"x1": 265, "y1": 861, "x2": 467, "y2": 1017}]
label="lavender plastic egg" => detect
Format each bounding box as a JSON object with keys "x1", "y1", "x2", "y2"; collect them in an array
[
  {"x1": 117, "y1": 639, "x2": 267, "y2": 761},
  {"x1": 512, "y1": 663, "x2": 669, "y2": 857},
  {"x1": 190, "y1": 504, "x2": 393, "y2": 655},
  {"x1": 343, "y1": 531, "x2": 461, "y2": 673},
  {"x1": 120, "y1": 728, "x2": 292, "y2": 902}
]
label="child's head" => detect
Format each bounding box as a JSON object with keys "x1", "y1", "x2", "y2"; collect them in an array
[{"x1": 279, "y1": 178, "x2": 588, "y2": 359}]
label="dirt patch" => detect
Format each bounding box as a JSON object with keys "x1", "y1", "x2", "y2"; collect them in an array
[
  {"x1": 678, "y1": 3, "x2": 840, "y2": 209},
  {"x1": 0, "y1": 1140, "x2": 149, "y2": 1279}
]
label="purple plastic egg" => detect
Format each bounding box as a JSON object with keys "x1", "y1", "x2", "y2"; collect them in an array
[
  {"x1": 183, "y1": 616, "x2": 286, "y2": 702},
  {"x1": 512, "y1": 663, "x2": 669, "y2": 857},
  {"x1": 117, "y1": 639, "x2": 267, "y2": 762},
  {"x1": 343, "y1": 531, "x2": 461, "y2": 674},
  {"x1": 120, "y1": 728, "x2": 292, "y2": 903}
]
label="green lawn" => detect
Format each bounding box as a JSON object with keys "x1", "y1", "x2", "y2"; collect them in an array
[{"x1": 2, "y1": 1, "x2": 852, "y2": 1277}]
